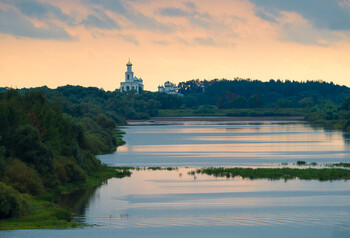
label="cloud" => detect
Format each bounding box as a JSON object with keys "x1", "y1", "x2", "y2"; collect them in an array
[
  {"x1": 255, "y1": 9, "x2": 278, "y2": 23},
  {"x1": 194, "y1": 36, "x2": 215, "y2": 46},
  {"x1": 157, "y1": 5, "x2": 215, "y2": 30},
  {"x1": 250, "y1": 0, "x2": 350, "y2": 31},
  {"x1": 85, "y1": 0, "x2": 173, "y2": 32},
  {"x1": 280, "y1": 22, "x2": 335, "y2": 46},
  {"x1": 0, "y1": 8, "x2": 73, "y2": 40},
  {"x1": 81, "y1": 14, "x2": 119, "y2": 29},
  {"x1": 127, "y1": 10, "x2": 174, "y2": 32},
  {"x1": 13, "y1": 0, "x2": 74, "y2": 24},
  {"x1": 184, "y1": 2, "x2": 197, "y2": 10},
  {"x1": 86, "y1": 0, "x2": 126, "y2": 14},
  {"x1": 81, "y1": 8, "x2": 120, "y2": 29},
  {"x1": 159, "y1": 7, "x2": 190, "y2": 17},
  {"x1": 159, "y1": 7, "x2": 191, "y2": 17},
  {"x1": 117, "y1": 34, "x2": 139, "y2": 45}
]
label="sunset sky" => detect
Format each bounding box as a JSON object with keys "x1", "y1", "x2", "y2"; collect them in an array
[{"x1": 1, "y1": 0, "x2": 350, "y2": 91}]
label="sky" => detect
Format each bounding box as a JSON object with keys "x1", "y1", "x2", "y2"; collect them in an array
[{"x1": 0, "y1": 0, "x2": 350, "y2": 91}]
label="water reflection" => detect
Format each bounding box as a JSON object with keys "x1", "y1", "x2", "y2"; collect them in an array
[
  {"x1": 63, "y1": 169, "x2": 350, "y2": 233},
  {"x1": 59, "y1": 186, "x2": 99, "y2": 221},
  {"x1": 99, "y1": 121, "x2": 350, "y2": 167}
]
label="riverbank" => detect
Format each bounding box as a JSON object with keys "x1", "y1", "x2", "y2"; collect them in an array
[
  {"x1": 157, "y1": 108, "x2": 308, "y2": 118},
  {"x1": 3, "y1": 164, "x2": 350, "y2": 230},
  {"x1": 127, "y1": 116, "x2": 305, "y2": 123},
  {"x1": 0, "y1": 167, "x2": 132, "y2": 230}
]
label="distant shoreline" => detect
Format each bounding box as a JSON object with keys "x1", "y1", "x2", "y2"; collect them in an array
[{"x1": 127, "y1": 116, "x2": 305, "y2": 122}]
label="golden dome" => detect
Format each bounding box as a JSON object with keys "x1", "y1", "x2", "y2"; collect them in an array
[{"x1": 126, "y1": 58, "x2": 132, "y2": 66}]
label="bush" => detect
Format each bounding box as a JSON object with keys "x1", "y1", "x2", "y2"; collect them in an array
[
  {"x1": 54, "y1": 209, "x2": 72, "y2": 222},
  {"x1": 64, "y1": 161, "x2": 87, "y2": 183},
  {"x1": 0, "y1": 182, "x2": 29, "y2": 219},
  {"x1": 54, "y1": 161, "x2": 68, "y2": 184},
  {"x1": 4, "y1": 159, "x2": 44, "y2": 195}
]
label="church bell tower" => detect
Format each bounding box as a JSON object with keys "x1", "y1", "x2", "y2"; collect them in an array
[{"x1": 125, "y1": 59, "x2": 134, "y2": 81}]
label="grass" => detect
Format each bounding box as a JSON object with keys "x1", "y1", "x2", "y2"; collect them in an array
[
  {"x1": 0, "y1": 197, "x2": 80, "y2": 230},
  {"x1": 146, "y1": 167, "x2": 178, "y2": 171},
  {"x1": 194, "y1": 167, "x2": 350, "y2": 181},
  {"x1": 158, "y1": 108, "x2": 308, "y2": 117},
  {"x1": 114, "y1": 128, "x2": 126, "y2": 147},
  {"x1": 328, "y1": 163, "x2": 350, "y2": 168}
]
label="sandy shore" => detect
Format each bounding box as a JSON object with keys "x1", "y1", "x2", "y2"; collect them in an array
[{"x1": 127, "y1": 116, "x2": 305, "y2": 123}]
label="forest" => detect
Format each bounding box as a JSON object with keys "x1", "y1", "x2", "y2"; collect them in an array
[{"x1": 0, "y1": 89, "x2": 124, "y2": 227}]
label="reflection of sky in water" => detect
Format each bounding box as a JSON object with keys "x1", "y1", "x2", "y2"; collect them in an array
[
  {"x1": 76, "y1": 169, "x2": 350, "y2": 232},
  {"x1": 3, "y1": 169, "x2": 350, "y2": 238},
  {"x1": 99, "y1": 121, "x2": 350, "y2": 167}
]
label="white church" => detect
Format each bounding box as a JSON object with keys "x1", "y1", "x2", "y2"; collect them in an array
[{"x1": 120, "y1": 59, "x2": 144, "y2": 93}]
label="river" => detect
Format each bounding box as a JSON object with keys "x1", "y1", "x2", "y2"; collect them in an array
[{"x1": 2, "y1": 120, "x2": 350, "y2": 238}]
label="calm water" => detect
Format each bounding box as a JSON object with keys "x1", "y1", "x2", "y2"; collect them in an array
[
  {"x1": 100, "y1": 121, "x2": 350, "y2": 167},
  {"x1": 3, "y1": 120, "x2": 350, "y2": 238}
]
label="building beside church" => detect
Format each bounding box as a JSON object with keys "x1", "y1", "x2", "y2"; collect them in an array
[
  {"x1": 120, "y1": 59, "x2": 144, "y2": 93},
  {"x1": 158, "y1": 81, "x2": 181, "y2": 95}
]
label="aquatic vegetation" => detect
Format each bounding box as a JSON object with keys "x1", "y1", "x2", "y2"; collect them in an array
[
  {"x1": 195, "y1": 167, "x2": 350, "y2": 181},
  {"x1": 114, "y1": 168, "x2": 132, "y2": 178},
  {"x1": 328, "y1": 163, "x2": 350, "y2": 168},
  {"x1": 146, "y1": 167, "x2": 178, "y2": 171}
]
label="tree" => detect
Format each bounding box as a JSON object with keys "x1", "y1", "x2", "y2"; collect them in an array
[
  {"x1": 11, "y1": 125, "x2": 53, "y2": 175},
  {"x1": 299, "y1": 97, "x2": 314, "y2": 108},
  {"x1": 248, "y1": 95, "x2": 264, "y2": 108}
]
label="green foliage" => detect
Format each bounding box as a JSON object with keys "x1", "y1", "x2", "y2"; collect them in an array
[
  {"x1": 4, "y1": 159, "x2": 44, "y2": 195},
  {"x1": 38, "y1": 85, "x2": 182, "y2": 121},
  {"x1": 63, "y1": 161, "x2": 87, "y2": 184},
  {"x1": 11, "y1": 125, "x2": 53, "y2": 175},
  {"x1": 94, "y1": 113, "x2": 116, "y2": 130},
  {"x1": 159, "y1": 108, "x2": 308, "y2": 117},
  {"x1": 248, "y1": 95, "x2": 264, "y2": 108},
  {"x1": 299, "y1": 97, "x2": 314, "y2": 108},
  {"x1": 54, "y1": 209, "x2": 72, "y2": 222},
  {"x1": 0, "y1": 182, "x2": 29, "y2": 219},
  {"x1": 340, "y1": 97, "x2": 350, "y2": 111},
  {"x1": 178, "y1": 78, "x2": 350, "y2": 109},
  {"x1": 195, "y1": 105, "x2": 218, "y2": 114},
  {"x1": 277, "y1": 98, "x2": 294, "y2": 108},
  {"x1": 306, "y1": 97, "x2": 350, "y2": 131},
  {"x1": 196, "y1": 167, "x2": 350, "y2": 181},
  {"x1": 296, "y1": 161, "x2": 307, "y2": 166},
  {"x1": 80, "y1": 117, "x2": 116, "y2": 155},
  {"x1": 0, "y1": 88, "x2": 130, "y2": 227},
  {"x1": 0, "y1": 197, "x2": 79, "y2": 229},
  {"x1": 0, "y1": 138, "x2": 5, "y2": 179}
]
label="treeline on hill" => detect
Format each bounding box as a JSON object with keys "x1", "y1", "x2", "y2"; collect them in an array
[
  {"x1": 0, "y1": 89, "x2": 117, "y2": 221},
  {"x1": 9, "y1": 78, "x2": 349, "y2": 122},
  {"x1": 178, "y1": 78, "x2": 350, "y2": 108},
  {"x1": 306, "y1": 96, "x2": 350, "y2": 131},
  {"x1": 35, "y1": 85, "x2": 182, "y2": 120},
  {"x1": 176, "y1": 78, "x2": 350, "y2": 129}
]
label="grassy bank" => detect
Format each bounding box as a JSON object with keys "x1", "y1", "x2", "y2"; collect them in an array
[
  {"x1": 0, "y1": 197, "x2": 79, "y2": 230},
  {"x1": 0, "y1": 167, "x2": 132, "y2": 230},
  {"x1": 158, "y1": 108, "x2": 308, "y2": 117},
  {"x1": 194, "y1": 167, "x2": 350, "y2": 181}
]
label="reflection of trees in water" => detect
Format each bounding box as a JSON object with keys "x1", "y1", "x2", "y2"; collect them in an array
[
  {"x1": 59, "y1": 181, "x2": 108, "y2": 219},
  {"x1": 343, "y1": 133, "x2": 350, "y2": 145},
  {"x1": 307, "y1": 122, "x2": 350, "y2": 145}
]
